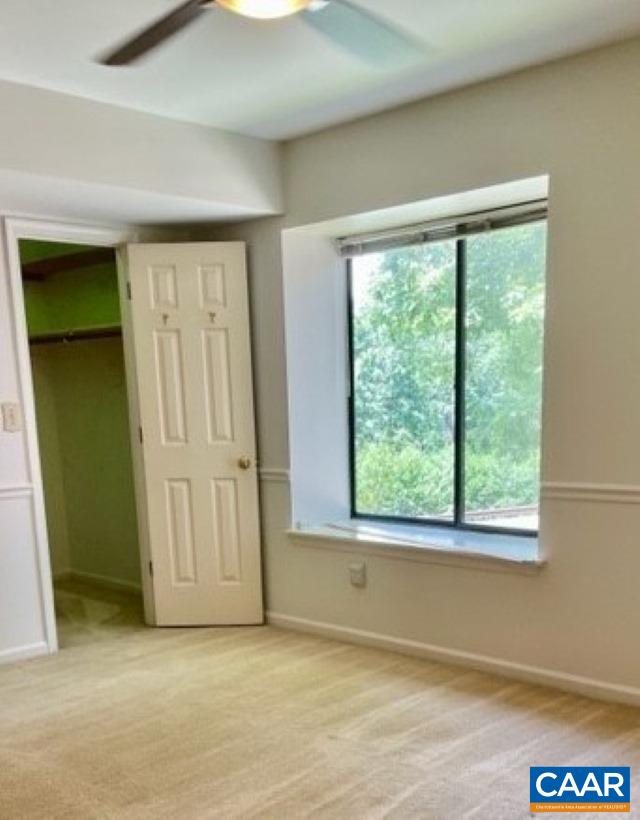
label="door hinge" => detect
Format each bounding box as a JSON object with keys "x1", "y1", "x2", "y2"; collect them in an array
[
  {"x1": 148, "y1": 560, "x2": 154, "y2": 577},
  {"x1": 138, "y1": 425, "x2": 143, "y2": 444},
  {"x1": 126, "y1": 281, "x2": 132, "y2": 300}
]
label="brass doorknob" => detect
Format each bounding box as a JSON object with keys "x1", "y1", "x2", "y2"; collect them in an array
[{"x1": 238, "y1": 456, "x2": 252, "y2": 470}]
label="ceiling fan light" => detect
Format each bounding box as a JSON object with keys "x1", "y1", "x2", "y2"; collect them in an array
[{"x1": 216, "y1": 0, "x2": 313, "y2": 20}]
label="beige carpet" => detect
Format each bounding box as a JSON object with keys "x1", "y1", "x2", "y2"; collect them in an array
[
  {"x1": 1, "y1": 581, "x2": 639, "y2": 819},
  {"x1": 53, "y1": 576, "x2": 145, "y2": 649}
]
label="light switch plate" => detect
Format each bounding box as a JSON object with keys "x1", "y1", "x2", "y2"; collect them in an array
[
  {"x1": 2, "y1": 402, "x2": 22, "y2": 433},
  {"x1": 349, "y1": 561, "x2": 367, "y2": 588}
]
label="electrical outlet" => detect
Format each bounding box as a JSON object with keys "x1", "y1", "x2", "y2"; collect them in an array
[
  {"x1": 1, "y1": 402, "x2": 22, "y2": 433},
  {"x1": 349, "y1": 561, "x2": 366, "y2": 588}
]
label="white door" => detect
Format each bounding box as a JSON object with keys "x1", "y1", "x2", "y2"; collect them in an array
[{"x1": 125, "y1": 242, "x2": 263, "y2": 626}]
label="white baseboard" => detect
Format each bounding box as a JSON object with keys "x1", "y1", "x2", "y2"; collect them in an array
[
  {"x1": 267, "y1": 611, "x2": 640, "y2": 708},
  {"x1": 56, "y1": 569, "x2": 142, "y2": 595},
  {"x1": 0, "y1": 641, "x2": 50, "y2": 666}
]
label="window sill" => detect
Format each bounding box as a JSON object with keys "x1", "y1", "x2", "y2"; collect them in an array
[{"x1": 287, "y1": 519, "x2": 544, "y2": 575}]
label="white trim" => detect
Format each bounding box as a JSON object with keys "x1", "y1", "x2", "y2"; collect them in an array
[
  {"x1": 0, "y1": 484, "x2": 33, "y2": 499},
  {"x1": 115, "y1": 244, "x2": 157, "y2": 624},
  {"x1": 4, "y1": 217, "x2": 138, "y2": 248},
  {"x1": 259, "y1": 467, "x2": 290, "y2": 483},
  {"x1": 2, "y1": 216, "x2": 140, "y2": 657},
  {"x1": 541, "y1": 482, "x2": 640, "y2": 504},
  {"x1": 59, "y1": 569, "x2": 142, "y2": 595},
  {"x1": 267, "y1": 612, "x2": 640, "y2": 708},
  {"x1": 0, "y1": 641, "x2": 50, "y2": 666},
  {"x1": 288, "y1": 527, "x2": 544, "y2": 576},
  {"x1": 263, "y1": 474, "x2": 640, "y2": 500}
]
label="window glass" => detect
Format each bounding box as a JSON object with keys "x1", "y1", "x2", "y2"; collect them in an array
[
  {"x1": 351, "y1": 241, "x2": 456, "y2": 521},
  {"x1": 463, "y1": 223, "x2": 546, "y2": 531},
  {"x1": 348, "y1": 216, "x2": 547, "y2": 535}
]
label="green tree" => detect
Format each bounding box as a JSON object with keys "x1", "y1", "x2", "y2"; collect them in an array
[{"x1": 352, "y1": 223, "x2": 546, "y2": 521}]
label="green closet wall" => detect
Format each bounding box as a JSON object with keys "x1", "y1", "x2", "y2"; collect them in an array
[
  {"x1": 21, "y1": 241, "x2": 141, "y2": 589},
  {"x1": 22, "y1": 241, "x2": 122, "y2": 335}
]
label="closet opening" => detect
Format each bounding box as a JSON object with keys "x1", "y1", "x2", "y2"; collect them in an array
[{"x1": 19, "y1": 240, "x2": 144, "y2": 649}]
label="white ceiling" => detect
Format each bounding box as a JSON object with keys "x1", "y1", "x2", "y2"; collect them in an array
[{"x1": 1, "y1": 0, "x2": 640, "y2": 140}]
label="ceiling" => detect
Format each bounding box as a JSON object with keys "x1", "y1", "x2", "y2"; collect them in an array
[{"x1": 1, "y1": 0, "x2": 640, "y2": 140}]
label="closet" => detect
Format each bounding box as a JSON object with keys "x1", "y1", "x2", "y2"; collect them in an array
[{"x1": 20, "y1": 240, "x2": 142, "y2": 643}]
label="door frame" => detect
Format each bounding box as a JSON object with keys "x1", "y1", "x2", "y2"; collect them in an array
[{"x1": 3, "y1": 216, "x2": 155, "y2": 654}]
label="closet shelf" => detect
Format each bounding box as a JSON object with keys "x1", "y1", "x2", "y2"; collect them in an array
[
  {"x1": 22, "y1": 248, "x2": 115, "y2": 281},
  {"x1": 28, "y1": 325, "x2": 122, "y2": 345}
]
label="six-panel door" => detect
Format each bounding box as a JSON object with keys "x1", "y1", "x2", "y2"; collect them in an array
[{"x1": 126, "y1": 242, "x2": 263, "y2": 625}]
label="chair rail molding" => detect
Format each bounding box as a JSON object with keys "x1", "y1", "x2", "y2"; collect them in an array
[
  {"x1": 254, "y1": 474, "x2": 640, "y2": 501},
  {"x1": 0, "y1": 483, "x2": 34, "y2": 499},
  {"x1": 541, "y1": 481, "x2": 640, "y2": 504},
  {"x1": 258, "y1": 467, "x2": 290, "y2": 483}
]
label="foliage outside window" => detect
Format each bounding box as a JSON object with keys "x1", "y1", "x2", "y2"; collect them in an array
[{"x1": 349, "y1": 219, "x2": 547, "y2": 534}]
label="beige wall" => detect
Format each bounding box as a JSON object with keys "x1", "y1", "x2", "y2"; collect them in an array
[{"x1": 215, "y1": 38, "x2": 640, "y2": 695}]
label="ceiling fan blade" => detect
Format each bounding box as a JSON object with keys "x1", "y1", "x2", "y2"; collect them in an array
[
  {"x1": 99, "y1": 0, "x2": 206, "y2": 66},
  {"x1": 302, "y1": 0, "x2": 425, "y2": 67}
]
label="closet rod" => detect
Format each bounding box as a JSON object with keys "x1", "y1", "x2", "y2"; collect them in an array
[{"x1": 28, "y1": 327, "x2": 122, "y2": 346}]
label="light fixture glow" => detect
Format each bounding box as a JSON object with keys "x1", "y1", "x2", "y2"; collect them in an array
[{"x1": 216, "y1": 0, "x2": 313, "y2": 20}]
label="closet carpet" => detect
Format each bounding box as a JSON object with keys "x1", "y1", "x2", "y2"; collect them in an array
[{"x1": 1, "y1": 582, "x2": 639, "y2": 820}]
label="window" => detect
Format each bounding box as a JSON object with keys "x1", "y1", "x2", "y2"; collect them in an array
[{"x1": 347, "y1": 206, "x2": 547, "y2": 535}]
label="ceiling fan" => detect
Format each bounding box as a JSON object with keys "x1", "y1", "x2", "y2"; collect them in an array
[{"x1": 100, "y1": 0, "x2": 423, "y2": 67}]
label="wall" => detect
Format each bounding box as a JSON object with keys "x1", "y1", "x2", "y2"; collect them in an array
[
  {"x1": 281, "y1": 231, "x2": 350, "y2": 525},
  {"x1": 22, "y1": 241, "x2": 141, "y2": 589},
  {"x1": 22, "y1": 243, "x2": 122, "y2": 335},
  {"x1": 213, "y1": 38, "x2": 640, "y2": 699},
  {"x1": 0, "y1": 79, "x2": 282, "y2": 223}
]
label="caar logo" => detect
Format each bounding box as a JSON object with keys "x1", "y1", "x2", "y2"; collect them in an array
[{"x1": 530, "y1": 767, "x2": 630, "y2": 813}]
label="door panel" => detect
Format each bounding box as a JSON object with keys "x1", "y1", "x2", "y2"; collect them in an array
[
  {"x1": 203, "y1": 329, "x2": 234, "y2": 443},
  {"x1": 211, "y1": 478, "x2": 242, "y2": 582},
  {"x1": 166, "y1": 479, "x2": 198, "y2": 585},
  {"x1": 126, "y1": 242, "x2": 263, "y2": 625},
  {"x1": 154, "y1": 329, "x2": 188, "y2": 444}
]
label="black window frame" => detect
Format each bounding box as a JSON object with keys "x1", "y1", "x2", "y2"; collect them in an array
[{"x1": 347, "y1": 231, "x2": 543, "y2": 538}]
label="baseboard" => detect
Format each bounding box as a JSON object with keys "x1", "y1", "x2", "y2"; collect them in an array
[
  {"x1": 267, "y1": 611, "x2": 640, "y2": 708},
  {"x1": 0, "y1": 641, "x2": 49, "y2": 666},
  {"x1": 58, "y1": 569, "x2": 142, "y2": 595}
]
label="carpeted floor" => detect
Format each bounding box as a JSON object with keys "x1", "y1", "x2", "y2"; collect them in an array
[
  {"x1": 53, "y1": 576, "x2": 145, "y2": 649},
  {"x1": 1, "y1": 580, "x2": 639, "y2": 819}
]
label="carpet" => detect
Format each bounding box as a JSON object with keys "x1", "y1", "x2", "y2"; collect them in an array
[{"x1": 1, "y1": 580, "x2": 639, "y2": 819}]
